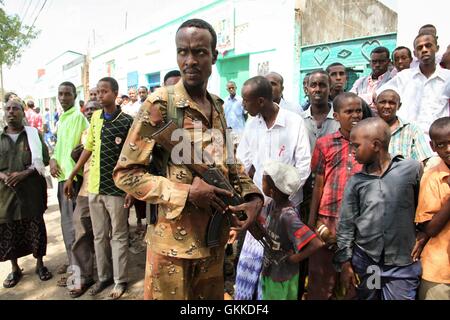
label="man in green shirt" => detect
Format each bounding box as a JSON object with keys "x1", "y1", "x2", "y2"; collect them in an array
[{"x1": 50, "y1": 82, "x2": 89, "y2": 277}]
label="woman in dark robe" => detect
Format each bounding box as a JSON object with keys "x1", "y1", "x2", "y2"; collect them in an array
[{"x1": 0, "y1": 99, "x2": 52, "y2": 288}]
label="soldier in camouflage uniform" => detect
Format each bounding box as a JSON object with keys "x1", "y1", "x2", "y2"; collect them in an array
[{"x1": 113, "y1": 19, "x2": 264, "y2": 300}]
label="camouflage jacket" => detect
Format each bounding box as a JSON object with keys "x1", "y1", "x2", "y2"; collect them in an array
[{"x1": 113, "y1": 81, "x2": 262, "y2": 259}]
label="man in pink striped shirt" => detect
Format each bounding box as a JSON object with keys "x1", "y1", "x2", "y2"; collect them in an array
[{"x1": 25, "y1": 100, "x2": 43, "y2": 132}]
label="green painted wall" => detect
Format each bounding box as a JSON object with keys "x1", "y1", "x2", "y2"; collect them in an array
[
  {"x1": 216, "y1": 54, "x2": 250, "y2": 99},
  {"x1": 299, "y1": 33, "x2": 397, "y2": 104}
]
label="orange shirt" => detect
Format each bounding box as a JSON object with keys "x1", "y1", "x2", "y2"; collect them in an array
[{"x1": 415, "y1": 158, "x2": 450, "y2": 284}]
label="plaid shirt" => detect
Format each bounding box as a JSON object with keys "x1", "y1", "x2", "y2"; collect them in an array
[
  {"x1": 311, "y1": 131, "x2": 362, "y2": 217},
  {"x1": 389, "y1": 117, "x2": 434, "y2": 162}
]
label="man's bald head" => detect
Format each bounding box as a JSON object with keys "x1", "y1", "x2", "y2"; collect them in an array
[
  {"x1": 265, "y1": 72, "x2": 284, "y2": 85},
  {"x1": 352, "y1": 117, "x2": 391, "y2": 150},
  {"x1": 376, "y1": 89, "x2": 401, "y2": 104}
]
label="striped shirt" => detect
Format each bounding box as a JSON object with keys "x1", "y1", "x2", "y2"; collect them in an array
[
  {"x1": 389, "y1": 117, "x2": 434, "y2": 162},
  {"x1": 350, "y1": 71, "x2": 393, "y2": 115}
]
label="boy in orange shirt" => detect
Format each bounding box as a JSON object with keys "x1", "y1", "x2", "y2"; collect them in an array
[{"x1": 415, "y1": 117, "x2": 450, "y2": 300}]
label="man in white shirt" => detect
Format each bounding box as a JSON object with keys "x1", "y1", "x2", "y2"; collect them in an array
[
  {"x1": 378, "y1": 32, "x2": 450, "y2": 140},
  {"x1": 265, "y1": 72, "x2": 302, "y2": 115},
  {"x1": 234, "y1": 76, "x2": 311, "y2": 300},
  {"x1": 137, "y1": 86, "x2": 148, "y2": 105},
  {"x1": 410, "y1": 24, "x2": 443, "y2": 69},
  {"x1": 122, "y1": 88, "x2": 141, "y2": 117}
]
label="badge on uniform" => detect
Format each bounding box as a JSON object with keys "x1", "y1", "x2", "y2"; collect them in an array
[{"x1": 115, "y1": 137, "x2": 122, "y2": 145}]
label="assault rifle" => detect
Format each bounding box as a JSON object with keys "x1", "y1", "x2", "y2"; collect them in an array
[{"x1": 151, "y1": 120, "x2": 284, "y2": 264}]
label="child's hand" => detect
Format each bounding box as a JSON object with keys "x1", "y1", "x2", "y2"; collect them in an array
[
  {"x1": 227, "y1": 230, "x2": 238, "y2": 245},
  {"x1": 340, "y1": 262, "x2": 358, "y2": 292},
  {"x1": 411, "y1": 231, "x2": 429, "y2": 261}
]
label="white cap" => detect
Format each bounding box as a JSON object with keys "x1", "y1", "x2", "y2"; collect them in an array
[{"x1": 263, "y1": 160, "x2": 301, "y2": 196}]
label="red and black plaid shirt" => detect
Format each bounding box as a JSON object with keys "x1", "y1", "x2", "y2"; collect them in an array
[{"x1": 311, "y1": 131, "x2": 362, "y2": 217}]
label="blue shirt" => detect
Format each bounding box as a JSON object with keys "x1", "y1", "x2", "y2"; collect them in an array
[{"x1": 224, "y1": 95, "x2": 246, "y2": 132}]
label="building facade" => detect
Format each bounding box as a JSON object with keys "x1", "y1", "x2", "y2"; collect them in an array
[{"x1": 32, "y1": 0, "x2": 398, "y2": 110}]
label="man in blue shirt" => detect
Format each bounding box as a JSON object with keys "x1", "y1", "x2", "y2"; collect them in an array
[{"x1": 224, "y1": 81, "x2": 246, "y2": 140}]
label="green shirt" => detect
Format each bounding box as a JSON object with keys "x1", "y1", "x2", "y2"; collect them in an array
[{"x1": 51, "y1": 106, "x2": 89, "y2": 182}]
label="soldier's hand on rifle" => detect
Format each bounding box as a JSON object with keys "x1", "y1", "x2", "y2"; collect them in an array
[
  {"x1": 188, "y1": 177, "x2": 233, "y2": 212},
  {"x1": 228, "y1": 196, "x2": 263, "y2": 232}
]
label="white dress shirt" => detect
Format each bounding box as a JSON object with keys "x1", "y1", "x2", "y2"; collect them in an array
[
  {"x1": 410, "y1": 52, "x2": 443, "y2": 69},
  {"x1": 279, "y1": 97, "x2": 302, "y2": 115},
  {"x1": 237, "y1": 106, "x2": 311, "y2": 206},
  {"x1": 122, "y1": 100, "x2": 141, "y2": 118},
  {"x1": 377, "y1": 65, "x2": 450, "y2": 139}
]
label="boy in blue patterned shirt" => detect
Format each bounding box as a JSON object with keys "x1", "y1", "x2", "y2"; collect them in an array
[{"x1": 260, "y1": 161, "x2": 323, "y2": 300}]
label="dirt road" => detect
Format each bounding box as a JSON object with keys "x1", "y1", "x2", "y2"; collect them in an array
[{"x1": 0, "y1": 184, "x2": 147, "y2": 300}]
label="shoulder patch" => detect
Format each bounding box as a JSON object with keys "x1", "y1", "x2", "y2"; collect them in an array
[{"x1": 148, "y1": 87, "x2": 169, "y2": 104}]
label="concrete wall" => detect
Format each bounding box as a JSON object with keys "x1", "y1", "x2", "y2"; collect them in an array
[{"x1": 298, "y1": 0, "x2": 397, "y2": 46}]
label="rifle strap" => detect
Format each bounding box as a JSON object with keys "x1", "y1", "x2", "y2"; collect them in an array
[
  {"x1": 166, "y1": 85, "x2": 184, "y2": 128},
  {"x1": 160, "y1": 86, "x2": 184, "y2": 177},
  {"x1": 160, "y1": 87, "x2": 228, "y2": 176}
]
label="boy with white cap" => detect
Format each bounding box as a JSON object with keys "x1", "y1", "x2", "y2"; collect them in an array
[{"x1": 260, "y1": 160, "x2": 323, "y2": 300}]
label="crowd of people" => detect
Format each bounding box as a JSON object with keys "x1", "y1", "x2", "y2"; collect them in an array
[{"x1": 0, "y1": 18, "x2": 449, "y2": 301}]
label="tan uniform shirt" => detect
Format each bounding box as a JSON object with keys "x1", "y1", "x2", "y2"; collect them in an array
[{"x1": 113, "y1": 81, "x2": 262, "y2": 259}]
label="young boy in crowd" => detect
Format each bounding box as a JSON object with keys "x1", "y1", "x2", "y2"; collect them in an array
[
  {"x1": 376, "y1": 89, "x2": 433, "y2": 164},
  {"x1": 334, "y1": 118, "x2": 422, "y2": 300},
  {"x1": 63, "y1": 77, "x2": 134, "y2": 299},
  {"x1": 392, "y1": 46, "x2": 413, "y2": 74},
  {"x1": 307, "y1": 92, "x2": 363, "y2": 300},
  {"x1": 414, "y1": 117, "x2": 450, "y2": 300},
  {"x1": 260, "y1": 161, "x2": 323, "y2": 300}
]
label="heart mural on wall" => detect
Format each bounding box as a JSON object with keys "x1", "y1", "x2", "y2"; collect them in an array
[
  {"x1": 313, "y1": 46, "x2": 331, "y2": 66},
  {"x1": 361, "y1": 40, "x2": 382, "y2": 61}
]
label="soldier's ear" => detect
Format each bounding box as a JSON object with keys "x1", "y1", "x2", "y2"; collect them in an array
[{"x1": 212, "y1": 50, "x2": 218, "y2": 65}]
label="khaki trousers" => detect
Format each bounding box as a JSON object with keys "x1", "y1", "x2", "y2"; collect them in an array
[
  {"x1": 419, "y1": 279, "x2": 450, "y2": 300},
  {"x1": 143, "y1": 247, "x2": 225, "y2": 300},
  {"x1": 89, "y1": 193, "x2": 128, "y2": 284}
]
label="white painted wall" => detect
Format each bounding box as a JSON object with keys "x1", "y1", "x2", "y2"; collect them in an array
[
  {"x1": 90, "y1": 0, "x2": 299, "y2": 101},
  {"x1": 397, "y1": 0, "x2": 450, "y2": 51}
]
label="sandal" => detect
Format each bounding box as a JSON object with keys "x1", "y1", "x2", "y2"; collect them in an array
[
  {"x1": 57, "y1": 276, "x2": 68, "y2": 287},
  {"x1": 89, "y1": 278, "x2": 114, "y2": 296},
  {"x1": 69, "y1": 279, "x2": 95, "y2": 298},
  {"x1": 57, "y1": 264, "x2": 69, "y2": 275},
  {"x1": 109, "y1": 282, "x2": 127, "y2": 300},
  {"x1": 36, "y1": 266, "x2": 53, "y2": 281},
  {"x1": 3, "y1": 270, "x2": 23, "y2": 288}
]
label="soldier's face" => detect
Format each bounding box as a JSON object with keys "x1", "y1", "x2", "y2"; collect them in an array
[{"x1": 176, "y1": 27, "x2": 218, "y2": 89}]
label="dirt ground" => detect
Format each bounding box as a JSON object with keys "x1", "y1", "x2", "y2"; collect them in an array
[{"x1": 0, "y1": 181, "x2": 147, "y2": 300}]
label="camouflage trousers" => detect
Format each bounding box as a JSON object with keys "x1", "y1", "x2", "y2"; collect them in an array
[{"x1": 144, "y1": 246, "x2": 225, "y2": 300}]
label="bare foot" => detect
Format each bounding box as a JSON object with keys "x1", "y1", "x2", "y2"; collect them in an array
[{"x1": 109, "y1": 283, "x2": 127, "y2": 300}]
